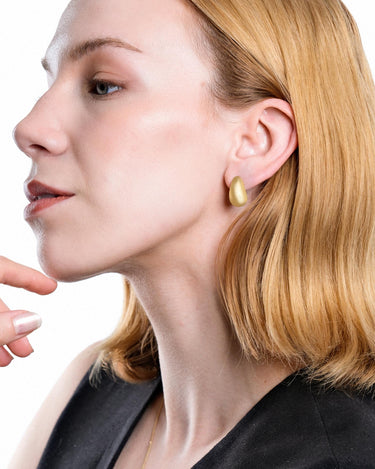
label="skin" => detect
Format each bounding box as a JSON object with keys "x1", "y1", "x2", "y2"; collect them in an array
[
  {"x1": 12, "y1": 0, "x2": 297, "y2": 467},
  {"x1": 0, "y1": 257, "x2": 56, "y2": 367}
]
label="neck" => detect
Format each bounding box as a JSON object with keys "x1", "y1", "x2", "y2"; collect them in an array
[{"x1": 124, "y1": 246, "x2": 293, "y2": 453}]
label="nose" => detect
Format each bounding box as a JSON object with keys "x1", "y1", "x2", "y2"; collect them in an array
[{"x1": 13, "y1": 91, "x2": 69, "y2": 159}]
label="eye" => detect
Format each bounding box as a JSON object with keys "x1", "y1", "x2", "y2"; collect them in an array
[{"x1": 89, "y1": 80, "x2": 122, "y2": 96}]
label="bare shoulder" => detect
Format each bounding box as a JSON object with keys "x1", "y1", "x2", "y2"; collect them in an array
[{"x1": 8, "y1": 343, "x2": 101, "y2": 469}]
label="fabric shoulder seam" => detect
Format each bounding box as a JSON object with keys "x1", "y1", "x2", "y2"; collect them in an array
[{"x1": 311, "y1": 391, "x2": 340, "y2": 469}]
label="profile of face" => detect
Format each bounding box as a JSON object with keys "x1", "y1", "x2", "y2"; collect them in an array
[{"x1": 14, "y1": 0, "x2": 238, "y2": 281}]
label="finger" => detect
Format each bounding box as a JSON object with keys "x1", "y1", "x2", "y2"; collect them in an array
[
  {"x1": 0, "y1": 346, "x2": 13, "y2": 367},
  {"x1": 0, "y1": 297, "x2": 9, "y2": 312},
  {"x1": 0, "y1": 256, "x2": 57, "y2": 295},
  {"x1": 0, "y1": 310, "x2": 42, "y2": 347},
  {"x1": 7, "y1": 337, "x2": 34, "y2": 358}
]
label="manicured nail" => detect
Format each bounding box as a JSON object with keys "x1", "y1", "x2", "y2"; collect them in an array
[{"x1": 13, "y1": 312, "x2": 42, "y2": 335}]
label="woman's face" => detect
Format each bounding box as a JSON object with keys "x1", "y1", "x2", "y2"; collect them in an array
[{"x1": 14, "y1": 0, "x2": 235, "y2": 281}]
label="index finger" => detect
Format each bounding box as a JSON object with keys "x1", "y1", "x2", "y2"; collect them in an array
[{"x1": 0, "y1": 256, "x2": 57, "y2": 295}]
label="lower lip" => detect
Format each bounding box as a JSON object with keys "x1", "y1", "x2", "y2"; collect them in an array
[{"x1": 24, "y1": 196, "x2": 74, "y2": 219}]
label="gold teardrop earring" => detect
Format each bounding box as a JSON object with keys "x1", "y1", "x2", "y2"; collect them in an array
[{"x1": 229, "y1": 176, "x2": 248, "y2": 207}]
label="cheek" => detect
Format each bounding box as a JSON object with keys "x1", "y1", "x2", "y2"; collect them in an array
[
  {"x1": 36, "y1": 96, "x2": 227, "y2": 280},
  {"x1": 82, "y1": 98, "x2": 223, "y2": 218}
]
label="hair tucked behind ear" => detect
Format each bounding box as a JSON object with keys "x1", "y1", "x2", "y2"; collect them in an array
[{"x1": 95, "y1": 0, "x2": 375, "y2": 390}]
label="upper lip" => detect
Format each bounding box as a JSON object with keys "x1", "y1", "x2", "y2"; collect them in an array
[{"x1": 24, "y1": 180, "x2": 75, "y2": 203}]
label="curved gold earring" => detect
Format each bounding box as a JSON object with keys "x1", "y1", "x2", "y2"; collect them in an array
[{"x1": 229, "y1": 176, "x2": 248, "y2": 207}]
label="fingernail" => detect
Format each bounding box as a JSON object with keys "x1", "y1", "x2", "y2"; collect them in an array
[{"x1": 13, "y1": 312, "x2": 42, "y2": 335}]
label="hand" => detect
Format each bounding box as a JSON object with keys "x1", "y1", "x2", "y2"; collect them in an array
[{"x1": 0, "y1": 256, "x2": 57, "y2": 367}]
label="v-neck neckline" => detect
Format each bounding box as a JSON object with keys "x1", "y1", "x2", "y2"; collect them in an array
[
  {"x1": 192, "y1": 371, "x2": 302, "y2": 467},
  {"x1": 99, "y1": 377, "x2": 162, "y2": 469},
  {"x1": 106, "y1": 370, "x2": 302, "y2": 469}
]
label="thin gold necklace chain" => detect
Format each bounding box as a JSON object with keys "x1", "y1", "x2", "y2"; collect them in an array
[{"x1": 141, "y1": 399, "x2": 164, "y2": 469}]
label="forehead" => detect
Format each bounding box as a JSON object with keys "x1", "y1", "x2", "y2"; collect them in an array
[{"x1": 46, "y1": 0, "x2": 198, "y2": 66}]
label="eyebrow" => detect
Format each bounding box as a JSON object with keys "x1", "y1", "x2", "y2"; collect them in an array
[{"x1": 41, "y1": 37, "x2": 142, "y2": 72}]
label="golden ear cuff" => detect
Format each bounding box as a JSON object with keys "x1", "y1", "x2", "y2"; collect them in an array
[{"x1": 229, "y1": 176, "x2": 248, "y2": 207}]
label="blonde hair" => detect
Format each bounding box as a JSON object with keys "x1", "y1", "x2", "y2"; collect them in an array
[{"x1": 95, "y1": 0, "x2": 375, "y2": 391}]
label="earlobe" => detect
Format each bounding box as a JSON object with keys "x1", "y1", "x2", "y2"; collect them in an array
[{"x1": 225, "y1": 99, "x2": 297, "y2": 195}]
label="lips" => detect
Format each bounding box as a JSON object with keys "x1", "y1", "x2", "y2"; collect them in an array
[{"x1": 24, "y1": 180, "x2": 75, "y2": 219}]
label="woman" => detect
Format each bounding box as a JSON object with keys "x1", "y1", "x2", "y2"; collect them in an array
[{"x1": 4, "y1": 0, "x2": 375, "y2": 467}]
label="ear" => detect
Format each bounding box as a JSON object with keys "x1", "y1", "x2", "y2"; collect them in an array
[{"x1": 224, "y1": 98, "x2": 297, "y2": 191}]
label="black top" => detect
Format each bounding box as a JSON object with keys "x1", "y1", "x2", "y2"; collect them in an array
[{"x1": 37, "y1": 368, "x2": 375, "y2": 468}]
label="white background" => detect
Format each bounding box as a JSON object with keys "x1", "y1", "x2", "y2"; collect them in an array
[{"x1": 0, "y1": 1, "x2": 374, "y2": 467}]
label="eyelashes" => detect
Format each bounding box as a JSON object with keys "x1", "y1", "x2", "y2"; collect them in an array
[{"x1": 86, "y1": 79, "x2": 124, "y2": 98}]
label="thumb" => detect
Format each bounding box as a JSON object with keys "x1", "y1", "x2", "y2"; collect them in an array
[{"x1": 0, "y1": 310, "x2": 42, "y2": 346}]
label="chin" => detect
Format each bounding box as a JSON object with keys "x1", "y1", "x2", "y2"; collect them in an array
[
  {"x1": 39, "y1": 260, "x2": 88, "y2": 283},
  {"x1": 37, "y1": 246, "x2": 99, "y2": 283}
]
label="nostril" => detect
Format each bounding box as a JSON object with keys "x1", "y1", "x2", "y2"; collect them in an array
[{"x1": 30, "y1": 144, "x2": 48, "y2": 152}]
